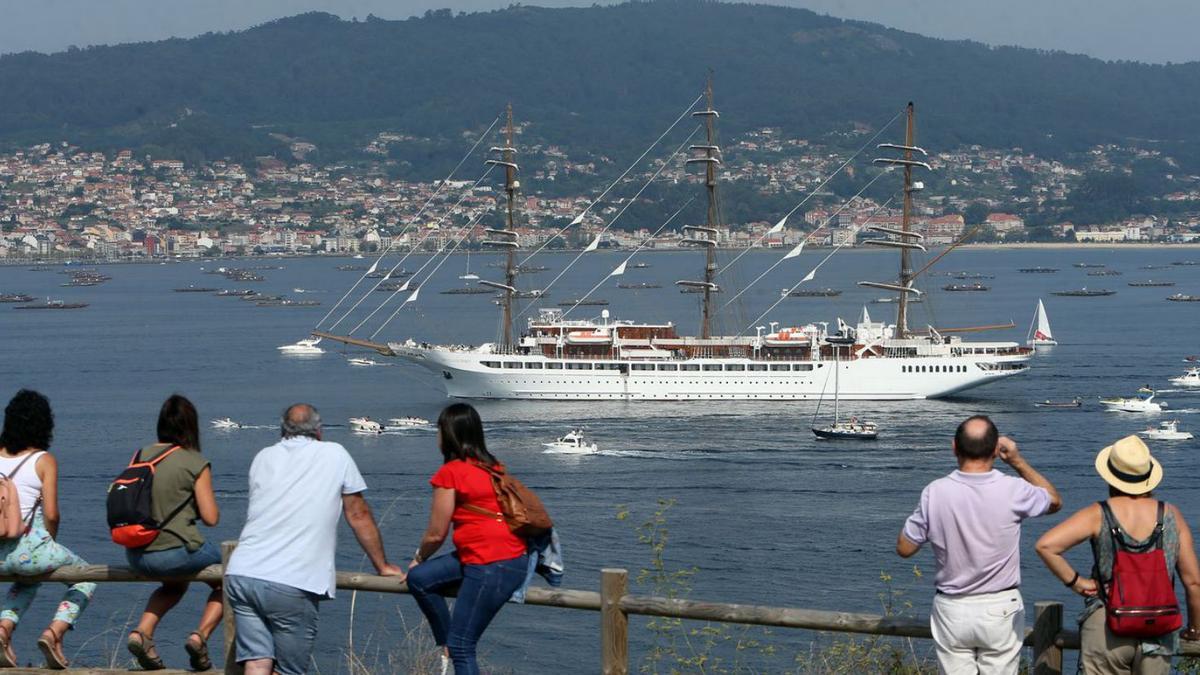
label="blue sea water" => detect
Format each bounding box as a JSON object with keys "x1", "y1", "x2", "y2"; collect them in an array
[{"x1": 0, "y1": 247, "x2": 1198, "y2": 672}]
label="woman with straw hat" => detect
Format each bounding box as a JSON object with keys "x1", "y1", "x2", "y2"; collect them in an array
[{"x1": 1036, "y1": 435, "x2": 1200, "y2": 673}]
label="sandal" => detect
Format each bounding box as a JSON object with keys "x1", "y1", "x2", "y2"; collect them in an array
[
  {"x1": 37, "y1": 628, "x2": 68, "y2": 670},
  {"x1": 184, "y1": 631, "x2": 212, "y2": 672},
  {"x1": 127, "y1": 630, "x2": 165, "y2": 671},
  {"x1": 0, "y1": 625, "x2": 15, "y2": 668}
]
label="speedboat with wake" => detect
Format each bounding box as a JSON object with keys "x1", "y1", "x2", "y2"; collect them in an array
[
  {"x1": 388, "y1": 416, "x2": 431, "y2": 428},
  {"x1": 349, "y1": 417, "x2": 383, "y2": 434},
  {"x1": 1169, "y1": 368, "x2": 1200, "y2": 388},
  {"x1": 1100, "y1": 388, "x2": 1165, "y2": 413},
  {"x1": 543, "y1": 429, "x2": 598, "y2": 454},
  {"x1": 1139, "y1": 420, "x2": 1193, "y2": 441},
  {"x1": 278, "y1": 338, "x2": 324, "y2": 355},
  {"x1": 348, "y1": 358, "x2": 381, "y2": 367},
  {"x1": 211, "y1": 418, "x2": 241, "y2": 429}
]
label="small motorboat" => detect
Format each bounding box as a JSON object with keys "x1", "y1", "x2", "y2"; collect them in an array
[
  {"x1": 1035, "y1": 399, "x2": 1082, "y2": 409},
  {"x1": 210, "y1": 418, "x2": 241, "y2": 429},
  {"x1": 278, "y1": 338, "x2": 324, "y2": 354},
  {"x1": 348, "y1": 358, "x2": 380, "y2": 367},
  {"x1": 1139, "y1": 420, "x2": 1194, "y2": 441},
  {"x1": 543, "y1": 429, "x2": 599, "y2": 454},
  {"x1": 1100, "y1": 389, "x2": 1165, "y2": 413},
  {"x1": 1185, "y1": 355, "x2": 1199, "y2": 363},
  {"x1": 1051, "y1": 288, "x2": 1116, "y2": 297},
  {"x1": 349, "y1": 417, "x2": 383, "y2": 434},
  {"x1": 388, "y1": 416, "x2": 431, "y2": 428},
  {"x1": 1170, "y1": 368, "x2": 1200, "y2": 388},
  {"x1": 812, "y1": 420, "x2": 879, "y2": 440}
]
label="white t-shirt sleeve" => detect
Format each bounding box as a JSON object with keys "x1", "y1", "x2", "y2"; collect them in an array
[
  {"x1": 340, "y1": 450, "x2": 368, "y2": 495},
  {"x1": 1012, "y1": 479, "x2": 1052, "y2": 519},
  {"x1": 902, "y1": 487, "x2": 931, "y2": 545}
]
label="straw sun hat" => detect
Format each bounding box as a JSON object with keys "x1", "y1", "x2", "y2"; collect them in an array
[{"x1": 1094, "y1": 435, "x2": 1163, "y2": 495}]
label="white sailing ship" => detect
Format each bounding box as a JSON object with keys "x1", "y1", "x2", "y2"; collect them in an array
[
  {"x1": 1026, "y1": 299, "x2": 1057, "y2": 347},
  {"x1": 316, "y1": 95, "x2": 1032, "y2": 401}
]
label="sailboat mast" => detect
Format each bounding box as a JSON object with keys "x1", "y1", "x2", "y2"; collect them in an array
[
  {"x1": 896, "y1": 103, "x2": 917, "y2": 338},
  {"x1": 501, "y1": 104, "x2": 517, "y2": 347}
]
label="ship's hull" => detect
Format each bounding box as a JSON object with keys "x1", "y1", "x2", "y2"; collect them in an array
[{"x1": 387, "y1": 344, "x2": 1029, "y2": 401}]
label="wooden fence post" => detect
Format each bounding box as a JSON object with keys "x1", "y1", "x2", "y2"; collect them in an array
[
  {"x1": 222, "y1": 541, "x2": 243, "y2": 675},
  {"x1": 1032, "y1": 601, "x2": 1064, "y2": 675},
  {"x1": 601, "y1": 568, "x2": 629, "y2": 675}
]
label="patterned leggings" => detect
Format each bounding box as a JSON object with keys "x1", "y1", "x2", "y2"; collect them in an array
[{"x1": 0, "y1": 516, "x2": 95, "y2": 628}]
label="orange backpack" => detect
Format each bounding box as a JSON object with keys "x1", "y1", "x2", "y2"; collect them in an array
[
  {"x1": 463, "y1": 460, "x2": 553, "y2": 539},
  {"x1": 0, "y1": 453, "x2": 41, "y2": 540}
]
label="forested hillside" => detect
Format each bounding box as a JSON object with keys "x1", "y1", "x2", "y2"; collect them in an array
[{"x1": 3, "y1": 1, "x2": 1199, "y2": 171}]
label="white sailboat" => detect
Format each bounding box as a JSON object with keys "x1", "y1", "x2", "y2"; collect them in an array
[
  {"x1": 1026, "y1": 299, "x2": 1057, "y2": 347},
  {"x1": 812, "y1": 334, "x2": 878, "y2": 440},
  {"x1": 459, "y1": 249, "x2": 479, "y2": 281}
]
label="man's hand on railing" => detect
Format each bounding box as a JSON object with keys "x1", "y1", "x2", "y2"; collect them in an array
[{"x1": 378, "y1": 562, "x2": 405, "y2": 580}]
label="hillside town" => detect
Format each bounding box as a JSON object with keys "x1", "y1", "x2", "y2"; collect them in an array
[{"x1": 2, "y1": 127, "x2": 1200, "y2": 261}]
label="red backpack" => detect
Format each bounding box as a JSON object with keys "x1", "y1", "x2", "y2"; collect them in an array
[
  {"x1": 1098, "y1": 500, "x2": 1182, "y2": 638},
  {"x1": 0, "y1": 453, "x2": 41, "y2": 540}
]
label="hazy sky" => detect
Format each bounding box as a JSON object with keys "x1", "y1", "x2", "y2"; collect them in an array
[{"x1": 2, "y1": 0, "x2": 1197, "y2": 64}]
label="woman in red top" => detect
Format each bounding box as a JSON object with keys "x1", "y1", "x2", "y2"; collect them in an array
[{"x1": 405, "y1": 403, "x2": 529, "y2": 675}]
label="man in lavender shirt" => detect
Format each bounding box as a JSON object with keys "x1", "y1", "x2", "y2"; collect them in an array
[{"x1": 897, "y1": 415, "x2": 1061, "y2": 675}]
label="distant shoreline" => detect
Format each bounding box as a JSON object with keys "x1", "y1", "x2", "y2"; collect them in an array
[
  {"x1": 4, "y1": 242, "x2": 1200, "y2": 267},
  {"x1": 957, "y1": 242, "x2": 1200, "y2": 250}
]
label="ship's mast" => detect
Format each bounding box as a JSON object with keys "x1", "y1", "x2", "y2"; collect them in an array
[
  {"x1": 502, "y1": 106, "x2": 518, "y2": 346},
  {"x1": 860, "y1": 102, "x2": 931, "y2": 337},
  {"x1": 481, "y1": 104, "x2": 520, "y2": 347},
  {"x1": 679, "y1": 75, "x2": 722, "y2": 338},
  {"x1": 896, "y1": 103, "x2": 916, "y2": 338}
]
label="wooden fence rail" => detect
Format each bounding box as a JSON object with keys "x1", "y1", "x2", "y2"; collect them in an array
[{"x1": 0, "y1": 550, "x2": 1196, "y2": 674}]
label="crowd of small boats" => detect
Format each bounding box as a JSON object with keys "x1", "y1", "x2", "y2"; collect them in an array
[
  {"x1": 60, "y1": 269, "x2": 111, "y2": 287},
  {"x1": 348, "y1": 416, "x2": 431, "y2": 434}
]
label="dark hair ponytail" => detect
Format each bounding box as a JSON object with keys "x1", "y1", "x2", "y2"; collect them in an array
[
  {"x1": 157, "y1": 394, "x2": 201, "y2": 452},
  {"x1": 437, "y1": 403, "x2": 497, "y2": 465}
]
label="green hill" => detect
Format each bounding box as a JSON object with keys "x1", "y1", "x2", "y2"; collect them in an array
[{"x1": 3, "y1": 1, "x2": 1200, "y2": 170}]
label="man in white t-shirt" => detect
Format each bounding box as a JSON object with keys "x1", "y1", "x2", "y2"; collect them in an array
[{"x1": 225, "y1": 404, "x2": 402, "y2": 675}]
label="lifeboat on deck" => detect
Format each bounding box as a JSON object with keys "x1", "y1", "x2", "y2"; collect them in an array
[
  {"x1": 565, "y1": 329, "x2": 613, "y2": 345},
  {"x1": 764, "y1": 328, "x2": 811, "y2": 347}
]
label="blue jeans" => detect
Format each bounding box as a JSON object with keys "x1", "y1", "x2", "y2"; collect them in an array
[
  {"x1": 407, "y1": 553, "x2": 528, "y2": 675},
  {"x1": 126, "y1": 540, "x2": 222, "y2": 577},
  {"x1": 225, "y1": 575, "x2": 321, "y2": 675}
]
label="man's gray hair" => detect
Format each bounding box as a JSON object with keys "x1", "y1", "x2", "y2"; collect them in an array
[{"x1": 281, "y1": 403, "x2": 321, "y2": 439}]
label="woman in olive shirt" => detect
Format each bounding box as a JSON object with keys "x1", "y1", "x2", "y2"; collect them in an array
[{"x1": 125, "y1": 395, "x2": 221, "y2": 671}]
